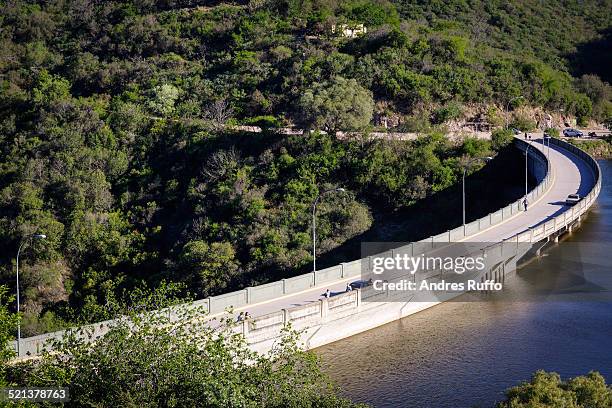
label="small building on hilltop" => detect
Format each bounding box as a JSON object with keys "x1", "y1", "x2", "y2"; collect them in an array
[{"x1": 331, "y1": 24, "x2": 367, "y2": 38}]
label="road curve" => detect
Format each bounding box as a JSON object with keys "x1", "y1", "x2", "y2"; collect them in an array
[
  {"x1": 228, "y1": 137, "x2": 596, "y2": 318},
  {"x1": 13, "y1": 136, "x2": 600, "y2": 358}
]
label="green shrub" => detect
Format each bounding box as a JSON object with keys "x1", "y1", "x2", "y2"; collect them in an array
[
  {"x1": 491, "y1": 128, "x2": 515, "y2": 151},
  {"x1": 431, "y1": 101, "x2": 462, "y2": 124},
  {"x1": 245, "y1": 115, "x2": 282, "y2": 129},
  {"x1": 497, "y1": 370, "x2": 612, "y2": 408},
  {"x1": 396, "y1": 115, "x2": 431, "y2": 132},
  {"x1": 510, "y1": 115, "x2": 537, "y2": 131},
  {"x1": 343, "y1": 0, "x2": 400, "y2": 28},
  {"x1": 544, "y1": 127, "x2": 560, "y2": 138}
]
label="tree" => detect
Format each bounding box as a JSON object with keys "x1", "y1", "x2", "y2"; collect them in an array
[
  {"x1": 545, "y1": 127, "x2": 560, "y2": 138},
  {"x1": 491, "y1": 128, "x2": 514, "y2": 151},
  {"x1": 571, "y1": 93, "x2": 593, "y2": 126},
  {"x1": 7, "y1": 307, "x2": 363, "y2": 408},
  {"x1": 204, "y1": 99, "x2": 234, "y2": 130},
  {"x1": 179, "y1": 241, "x2": 239, "y2": 297},
  {"x1": 432, "y1": 101, "x2": 463, "y2": 124},
  {"x1": 0, "y1": 286, "x2": 18, "y2": 386},
  {"x1": 32, "y1": 70, "x2": 71, "y2": 106},
  {"x1": 344, "y1": 0, "x2": 400, "y2": 28},
  {"x1": 462, "y1": 137, "x2": 492, "y2": 158},
  {"x1": 148, "y1": 84, "x2": 180, "y2": 116},
  {"x1": 297, "y1": 77, "x2": 374, "y2": 132},
  {"x1": 510, "y1": 114, "x2": 537, "y2": 131},
  {"x1": 496, "y1": 370, "x2": 612, "y2": 408},
  {"x1": 2, "y1": 0, "x2": 607, "y2": 343}
]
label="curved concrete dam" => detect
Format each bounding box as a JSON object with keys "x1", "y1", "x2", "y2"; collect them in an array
[
  {"x1": 14, "y1": 136, "x2": 601, "y2": 358},
  {"x1": 318, "y1": 159, "x2": 612, "y2": 408}
]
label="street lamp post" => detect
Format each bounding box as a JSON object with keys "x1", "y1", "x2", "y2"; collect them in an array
[
  {"x1": 505, "y1": 96, "x2": 524, "y2": 129},
  {"x1": 15, "y1": 233, "x2": 46, "y2": 357},
  {"x1": 543, "y1": 134, "x2": 551, "y2": 160},
  {"x1": 524, "y1": 141, "x2": 533, "y2": 209},
  {"x1": 463, "y1": 157, "x2": 493, "y2": 226},
  {"x1": 312, "y1": 188, "x2": 345, "y2": 272}
]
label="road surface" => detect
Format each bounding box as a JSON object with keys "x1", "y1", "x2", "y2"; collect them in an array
[{"x1": 227, "y1": 137, "x2": 595, "y2": 318}]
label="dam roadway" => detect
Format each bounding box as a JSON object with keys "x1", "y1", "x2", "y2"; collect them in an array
[
  {"x1": 220, "y1": 137, "x2": 596, "y2": 321},
  {"x1": 14, "y1": 136, "x2": 601, "y2": 357}
]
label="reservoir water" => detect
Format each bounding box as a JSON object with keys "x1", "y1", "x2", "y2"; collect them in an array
[{"x1": 318, "y1": 160, "x2": 612, "y2": 408}]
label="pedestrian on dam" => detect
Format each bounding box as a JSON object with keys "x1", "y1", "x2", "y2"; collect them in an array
[
  {"x1": 325, "y1": 289, "x2": 331, "y2": 298},
  {"x1": 523, "y1": 197, "x2": 528, "y2": 211},
  {"x1": 346, "y1": 283, "x2": 353, "y2": 292}
]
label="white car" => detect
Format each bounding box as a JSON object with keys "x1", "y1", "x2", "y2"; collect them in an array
[
  {"x1": 563, "y1": 128, "x2": 584, "y2": 137},
  {"x1": 565, "y1": 194, "x2": 581, "y2": 205}
]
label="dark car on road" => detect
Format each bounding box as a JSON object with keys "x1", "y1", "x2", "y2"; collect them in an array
[
  {"x1": 565, "y1": 194, "x2": 581, "y2": 205},
  {"x1": 349, "y1": 279, "x2": 373, "y2": 290}
]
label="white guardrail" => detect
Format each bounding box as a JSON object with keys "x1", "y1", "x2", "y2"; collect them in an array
[{"x1": 14, "y1": 137, "x2": 601, "y2": 356}]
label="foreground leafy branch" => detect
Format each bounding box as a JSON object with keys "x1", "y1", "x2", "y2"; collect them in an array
[{"x1": 6, "y1": 307, "x2": 363, "y2": 407}]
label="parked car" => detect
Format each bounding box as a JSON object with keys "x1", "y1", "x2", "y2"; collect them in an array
[
  {"x1": 565, "y1": 194, "x2": 581, "y2": 205},
  {"x1": 563, "y1": 128, "x2": 584, "y2": 137},
  {"x1": 349, "y1": 279, "x2": 373, "y2": 290}
]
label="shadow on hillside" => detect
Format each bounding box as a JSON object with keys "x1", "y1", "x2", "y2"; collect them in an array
[
  {"x1": 566, "y1": 27, "x2": 612, "y2": 83},
  {"x1": 301, "y1": 145, "x2": 536, "y2": 272}
]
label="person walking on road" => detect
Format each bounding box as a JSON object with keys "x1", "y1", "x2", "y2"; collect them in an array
[
  {"x1": 324, "y1": 289, "x2": 331, "y2": 298},
  {"x1": 523, "y1": 197, "x2": 528, "y2": 211}
]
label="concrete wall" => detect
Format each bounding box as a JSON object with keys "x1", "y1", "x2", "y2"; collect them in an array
[
  {"x1": 464, "y1": 220, "x2": 479, "y2": 236},
  {"x1": 283, "y1": 274, "x2": 315, "y2": 294},
  {"x1": 433, "y1": 231, "x2": 450, "y2": 242},
  {"x1": 248, "y1": 281, "x2": 284, "y2": 304},
  {"x1": 314, "y1": 265, "x2": 343, "y2": 285},
  {"x1": 209, "y1": 290, "x2": 248, "y2": 314},
  {"x1": 342, "y1": 260, "x2": 363, "y2": 278}
]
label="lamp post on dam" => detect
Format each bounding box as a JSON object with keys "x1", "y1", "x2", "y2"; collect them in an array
[{"x1": 524, "y1": 140, "x2": 533, "y2": 210}]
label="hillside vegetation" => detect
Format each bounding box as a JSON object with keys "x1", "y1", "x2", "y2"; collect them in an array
[{"x1": 0, "y1": 0, "x2": 610, "y2": 335}]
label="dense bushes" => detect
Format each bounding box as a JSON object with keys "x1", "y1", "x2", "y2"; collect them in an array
[
  {"x1": 566, "y1": 136, "x2": 612, "y2": 159},
  {"x1": 491, "y1": 129, "x2": 515, "y2": 151},
  {"x1": 0, "y1": 91, "x2": 485, "y2": 334},
  {"x1": 545, "y1": 127, "x2": 560, "y2": 138},
  {"x1": 0, "y1": 0, "x2": 609, "y2": 334},
  {"x1": 7, "y1": 305, "x2": 364, "y2": 407},
  {"x1": 496, "y1": 370, "x2": 612, "y2": 408},
  {"x1": 510, "y1": 114, "x2": 537, "y2": 131},
  {"x1": 297, "y1": 77, "x2": 374, "y2": 131}
]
